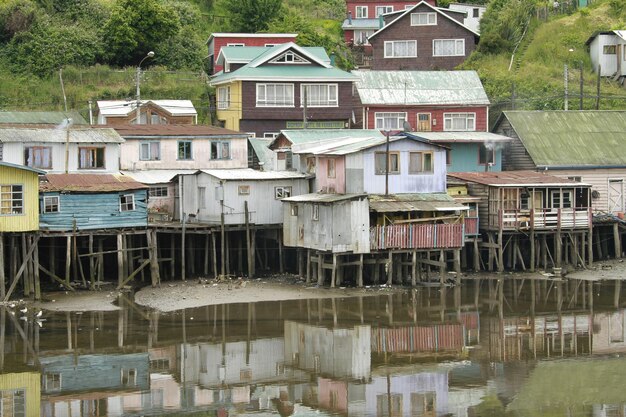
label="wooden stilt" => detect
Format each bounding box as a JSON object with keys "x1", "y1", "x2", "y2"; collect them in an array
[
  {"x1": 336, "y1": 254, "x2": 343, "y2": 286},
  {"x1": 66, "y1": 235, "x2": 72, "y2": 287},
  {"x1": 3, "y1": 235, "x2": 41, "y2": 302},
  {"x1": 373, "y1": 255, "x2": 380, "y2": 284},
  {"x1": 225, "y1": 231, "x2": 230, "y2": 276},
  {"x1": 189, "y1": 235, "x2": 196, "y2": 276},
  {"x1": 515, "y1": 242, "x2": 526, "y2": 271},
  {"x1": 357, "y1": 254, "x2": 364, "y2": 288},
  {"x1": 21, "y1": 234, "x2": 31, "y2": 295},
  {"x1": 497, "y1": 230, "x2": 504, "y2": 272},
  {"x1": 614, "y1": 222, "x2": 622, "y2": 258},
  {"x1": 212, "y1": 232, "x2": 218, "y2": 279},
  {"x1": 587, "y1": 227, "x2": 594, "y2": 267},
  {"x1": 439, "y1": 250, "x2": 446, "y2": 283},
  {"x1": 306, "y1": 249, "x2": 311, "y2": 284},
  {"x1": 147, "y1": 230, "x2": 160, "y2": 287},
  {"x1": 204, "y1": 234, "x2": 210, "y2": 276},
  {"x1": 453, "y1": 249, "x2": 461, "y2": 276},
  {"x1": 317, "y1": 252, "x2": 324, "y2": 286},
  {"x1": 411, "y1": 251, "x2": 417, "y2": 287},
  {"x1": 49, "y1": 237, "x2": 55, "y2": 284},
  {"x1": 530, "y1": 231, "x2": 536, "y2": 272},
  {"x1": 72, "y1": 222, "x2": 79, "y2": 288},
  {"x1": 237, "y1": 234, "x2": 243, "y2": 275},
  {"x1": 97, "y1": 239, "x2": 104, "y2": 288},
  {"x1": 0, "y1": 234, "x2": 4, "y2": 300},
  {"x1": 331, "y1": 254, "x2": 337, "y2": 288},
  {"x1": 245, "y1": 202, "x2": 254, "y2": 279},
  {"x1": 555, "y1": 231, "x2": 562, "y2": 268},
  {"x1": 473, "y1": 239, "x2": 480, "y2": 271},
  {"x1": 33, "y1": 235, "x2": 41, "y2": 300},
  {"x1": 88, "y1": 234, "x2": 95, "y2": 287},
  {"x1": 487, "y1": 234, "x2": 494, "y2": 272},
  {"x1": 170, "y1": 235, "x2": 175, "y2": 280},
  {"x1": 278, "y1": 233, "x2": 284, "y2": 274},
  {"x1": 117, "y1": 234, "x2": 124, "y2": 287},
  {"x1": 298, "y1": 249, "x2": 304, "y2": 279},
  {"x1": 182, "y1": 221, "x2": 187, "y2": 281},
  {"x1": 386, "y1": 252, "x2": 393, "y2": 285}
]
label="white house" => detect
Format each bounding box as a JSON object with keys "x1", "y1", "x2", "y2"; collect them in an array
[
  {"x1": 448, "y1": 2, "x2": 487, "y2": 33},
  {"x1": 585, "y1": 30, "x2": 626, "y2": 78}
]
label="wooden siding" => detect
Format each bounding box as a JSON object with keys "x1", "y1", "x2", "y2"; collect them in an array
[
  {"x1": 370, "y1": 223, "x2": 464, "y2": 250},
  {"x1": 0, "y1": 372, "x2": 40, "y2": 417},
  {"x1": 346, "y1": 1, "x2": 436, "y2": 18},
  {"x1": 0, "y1": 164, "x2": 40, "y2": 232},
  {"x1": 447, "y1": 142, "x2": 503, "y2": 173},
  {"x1": 369, "y1": 3, "x2": 477, "y2": 71},
  {"x1": 215, "y1": 81, "x2": 243, "y2": 132},
  {"x1": 119, "y1": 137, "x2": 248, "y2": 170},
  {"x1": 496, "y1": 118, "x2": 537, "y2": 171},
  {"x1": 2, "y1": 142, "x2": 120, "y2": 173},
  {"x1": 147, "y1": 183, "x2": 176, "y2": 221},
  {"x1": 39, "y1": 190, "x2": 148, "y2": 231},
  {"x1": 365, "y1": 105, "x2": 488, "y2": 131},
  {"x1": 317, "y1": 156, "x2": 346, "y2": 193}
]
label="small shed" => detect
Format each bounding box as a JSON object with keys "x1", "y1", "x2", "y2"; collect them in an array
[
  {"x1": 0, "y1": 161, "x2": 45, "y2": 232},
  {"x1": 39, "y1": 174, "x2": 148, "y2": 231},
  {"x1": 585, "y1": 30, "x2": 626, "y2": 78}
]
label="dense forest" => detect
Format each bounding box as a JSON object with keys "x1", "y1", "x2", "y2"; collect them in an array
[{"x1": 0, "y1": 0, "x2": 624, "y2": 122}]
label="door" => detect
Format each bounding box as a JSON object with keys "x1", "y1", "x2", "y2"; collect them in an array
[
  {"x1": 416, "y1": 113, "x2": 431, "y2": 131},
  {"x1": 608, "y1": 179, "x2": 624, "y2": 213}
]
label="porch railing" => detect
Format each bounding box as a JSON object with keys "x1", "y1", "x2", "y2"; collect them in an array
[
  {"x1": 464, "y1": 216, "x2": 480, "y2": 236},
  {"x1": 498, "y1": 208, "x2": 592, "y2": 230},
  {"x1": 370, "y1": 223, "x2": 465, "y2": 251}
]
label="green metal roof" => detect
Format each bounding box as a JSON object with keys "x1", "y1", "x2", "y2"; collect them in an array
[
  {"x1": 218, "y1": 46, "x2": 272, "y2": 63},
  {"x1": 354, "y1": 70, "x2": 490, "y2": 106},
  {"x1": 277, "y1": 129, "x2": 385, "y2": 146},
  {"x1": 0, "y1": 161, "x2": 45, "y2": 175},
  {"x1": 248, "y1": 137, "x2": 275, "y2": 167},
  {"x1": 0, "y1": 111, "x2": 87, "y2": 125},
  {"x1": 502, "y1": 111, "x2": 626, "y2": 168}
]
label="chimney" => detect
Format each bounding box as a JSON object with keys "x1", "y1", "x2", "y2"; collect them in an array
[{"x1": 347, "y1": 11, "x2": 352, "y2": 25}]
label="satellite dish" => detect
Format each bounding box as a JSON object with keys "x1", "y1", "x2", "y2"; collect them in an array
[{"x1": 403, "y1": 121, "x2": 412, "y2": 132}]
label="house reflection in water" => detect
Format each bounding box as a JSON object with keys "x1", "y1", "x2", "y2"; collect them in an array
[{"x1": 0, "y1": 372, "x2": 40, "y2": 417}]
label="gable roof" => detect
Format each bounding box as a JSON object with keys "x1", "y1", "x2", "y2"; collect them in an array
[
  {"x1": 292, "y1": 135, "x2": 444, "y2": 156},
  {"x1": 354, "y1": 70, "x2": 490, "y2": 106},
  {"x1": 96, "y1": 100, "x2": 197, "y2": 117},
  {"x1": 498, "y1": 111, "x2": 626, "y2": 168},
  {"x1": 0, "y1": 111, "x2": 87, "y2": 125},
  {"x1": 120, "y1": 169, "x2": 196, "y2": 184},
  {"x1": 210, "y1": 43, "x2": 357, "y2": 85},
  {"x1": 585, "y1": 30, "x2": 626, "y2": 46},
  {"x1": 368, "y1": 0, "x2": 480, "y2": 40},
  {"x1": 248, "y1": 137, "x2": 276, "y2": 168},
  {"x1": 40, "y1": 174, "x2": 147, "y2": 193},
  {"x1": 369, "y1": 193, "x2": 468, "y2": 212},
  {"x1": 216, "y1": 45, "x2": 330, "y2": 66},
  {"x1": 207, "y1": 32, "x2": 298, "y2": 45},
  {"x1": 0, "y1": 161, "x2": 45, "y2": 175},
  {"x1": 113, "y1": 124, "x2": 246, "y2": 138},
  {"x1": 0, "y1": 127, "x2": 124, "y2": 143},
  {"x1": 448, "y1": 171, "x2": 591, "y2": 187},
  {"x1": 272, "y1": 129, "x2": 385, "y2": 148},
  {"x1": 199, "y1": 168, "x2": 308, "y2": 180}
]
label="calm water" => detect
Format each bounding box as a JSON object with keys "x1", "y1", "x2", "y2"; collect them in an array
[{"x1": 1, "y1": 278, "x2": 626, "y2": 417}]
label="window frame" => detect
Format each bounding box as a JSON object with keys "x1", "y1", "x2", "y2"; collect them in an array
[
  {"x1": 119, "y1": 194, "x2": 136, "y2": 212},
  {"x1": 433, "y1": 39, "x2": 465, "y2": 57},
  {"x1": 290, "y1": 203, "x2": 298, "y2": 216},
  {"x1": 603, "y1": 45, "x2": 617, "y2": 54},
  {"x1": 149, "y1": 186, "x2": 168, "y2": 198},
  {"x1": 312, "y1": 204, "x2": 319, "y2": 221},
  {"x1": 375, "y1": 112, "x2": 407, "y2": 130},
  {"x1": 409, "y1": 151, "x2": 434, "y2": 174},
  {"x1": 300, "y1": 84, "x2": 338, "y2": 107},
  {"x1": 44, "y1": 373, "x2": 62, "y2": 391},
  {"x1": 374, "y1": 151, "x2": 400, "y2": 175},
  {"x1": 411, "y1": 12, "x2": 437, "y2": 26},
  {"x1": 416, "y1": 112, "x2": 432, "y2": 132},
  {"x1": 275, "y1": 186, "x2": 292, "y2": 199},
  {"x1": 376, "y1": 5, "x2": 393, "y2": 16},
  {"x1": 443, "y1": 112, "x2": 476, "y2": 131},
  {"x1": 327, "y1": 158, "x2": 336, "y2": 179},
  {"x1": 24, "y1": 146, "x2": 52, "y2": 169},
  {"x1": 139, "y1": 141, "x2": 161, "y2": 161},
  {"x1": 78, "y1": 146, "x2": 105, "y2": 169},
  {"x1": 217, "y1": 86, "x2": 230, "y2": 110},
  {"x1": 198, "y1": 187, "x2": 206, "y2": 209},
  {"x1": 177, "y1": 140, "x2": 193, "y2": 160},
  {"x1": 354, "y1": 29, "x2": 375, "y2": 45},
  {"x1": 355, "y1": 5, "x2": 368, "y2": 18},
  {"x1": 43, "y1": 195, "x2": 60, "y2": 213},
  {"x1": 256, "y1": 83, "x2": 295, "y2": 107},
  {"x1": 478, "y1": 144, "x2": 495, "y2": 165},
  {"x1": 384, "y1": 40, "x2": 417, "y2": 58},
  {"x1": 211, "y1": 140, "x2": 231, "y2": 160},
  {"x1": 0, "y1": 184, "x2": 24, "y2": 216},
  {"x1": 551, "y1": 189, "x2": 573, "y2": 209},
  {"x1": 238, "y1": 185, "x2": 250, "y2": 195}
]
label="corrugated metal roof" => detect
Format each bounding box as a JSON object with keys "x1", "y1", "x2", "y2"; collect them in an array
[
  {"x1": 585, "y1": 30, "x2": 626, "y2": 45},
  {"x1": 40, "y1": 174, "x2": 148, "y2": 193},
  {"x1": 97, "y1": 100, "x2": 197, "y2": 116},
  {"x1": 200, "y1": 168, "x2": 308, "y2": 180},
  {"x1": 501, "y1": 111, "x2": 626, "y2": 167},
  {"x1": 354, "y1": 70, "x2": 490, "y2": 106},
  {"x1": 248, "y1": 138, "x2": 276, "y2": 167},
  {"x1": 448, "y1": 171, "x2": 591, "y2": 187},
  {"x1": 0, "y1": 111, "x2": 87, "y2": 125},
  {"x1": 277, "y1": 129, "x2": 385, "y2": 146},
  {"x1": 341, "y1": 18, "x2": 382, "y2": 29},
  {"x1": 292, "y1": 135, "x2": 441, "y2": 155},
  {"x1": 283, "y1": 193, "x2": 367, "y2": 203},
  {"x1": 120, "y1": 170, "x2": 196, "y2": 184},
  {"x1": 405, "y1": 131, "x2": 512, "y2": 143},
  {"x1": 113, "y1": 124, "x2": 245, "y2": 137},
  {"x1": 218, "y1": 46, "x2": 329, "y2": 65},
  {"x1": 0, "y1": 127, "x2": 124, "y2": 143},
  {"x1": 0, "y1": 162, "x2": 45, "y2": 175},
  {"x1": 369, "y1": 193, "x2": 468, "y2": 212}
]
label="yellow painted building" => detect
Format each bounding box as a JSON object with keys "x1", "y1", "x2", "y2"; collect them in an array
[
  {"x1": 0, "y1": 371, "x2": 41, "y2": 417},
  {"x1": 0, "y1": 162, "x2": 44, "y2": 232},
  {"x1": 215, "y1": 81, "x2": 243, "y2": 132}
]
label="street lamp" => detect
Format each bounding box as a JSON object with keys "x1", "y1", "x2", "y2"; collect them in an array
[{"x1": 136, "y1": 51, "x2": 155, "y2": 124}]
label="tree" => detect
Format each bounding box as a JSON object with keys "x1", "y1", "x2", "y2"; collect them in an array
[
  {"x1": 102, "y1": 0, "x2": 179, "y2": 66},
  {"x1": 223, "y1": 0, "x2": 283, "y2": 33}
]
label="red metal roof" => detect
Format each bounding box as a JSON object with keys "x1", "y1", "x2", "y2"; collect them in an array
[
  {"x1": 113, "y1": 124, "x2": 246, "y2": 137},
  {"x1": 448, "y1": 171, "x2": 590, "y2": 187},
  {"x1": 40, "y1": 174, "x2": 148, "y2": 193}
]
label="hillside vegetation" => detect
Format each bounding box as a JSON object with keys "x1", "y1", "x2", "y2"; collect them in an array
[{"x1": 0, "y1": 0, "x2": 624, "y2": 123}]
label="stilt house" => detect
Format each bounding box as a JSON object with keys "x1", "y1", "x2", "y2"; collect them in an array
[{"x1": 0, "y1": 162, "x2": 45, "y2": 232}]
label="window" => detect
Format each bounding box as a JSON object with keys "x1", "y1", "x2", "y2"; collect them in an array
[
  {"x1": 120, "y1": 194, "x2": 135, "y2": 211},
  {"x1": 198, "y1": 187, "x2": 206, "y2": 209},
  {"x1": 375, "y1": 112, "x2": 406, "y2": 130},
  {"x1": 121, "y1": 368, "x2": 137, "y2": 386},
  {"x1": 263, "y1": 132, "x2": 279, "y2": 139},
  {"x1": 290, "y1": 203, "x2": 298, "y2": 216},
  {"x1": 356, "y1": 5, "x2": 368, "y2": 18},
  {"x1": 327, "y1": 158, "x2": 336, "y2": 178},
  {"x1": 270, "y1": 52, "x2": 309, "y2": 64},
  {"x1": 409, "y1": 151, "x2": 433, "y2": 173},
  {"x1": 312, "y1": 204, "x2": 319, "y2": 221},
  {"x1": 604, "y1": 45, "x2": 617, "y2": 54},
  {"x1": 238, "y1": 185, "x2": 250, "y2": 195},
  {"x1": 275, "y1": 186, "x2": 292, "y2": 199},
  {"x1": 0, "y1": 185, "x2": 23, "y2": 215},
  {"x1": 433, "y1": 39, "x2": 465, "y2": 56},
  {"x1": 79, "y1": 146, "x2": 105, "y2": 169},
  {"x1": 217, "y1": 86, "x2": 230, "y2": 109},
  {"x1": 150, "y1": 114, "x2": 167, "y2": 125},
  {"x1": 411, "y1": 392, "x2": 436, "y2": 417},
  {"x1": 551, "y1": 190, "x2": 573, "y2": 209},
  {"x1": 0, "y1": 388, "x2": 26, "y2": 416},
  {"x1": 265, "y1": 43, "x2": 279, "y2": 47},
  {"x1": 473, "y1": 7, "x2": 480, "y2": 17},
  {"x1": 384, "y1": 40, "x2": 417, "y2": 58},
  {"x1": 140, "y1": 141, "x2": 160, "y2": 161},
  {"x1": 446, "y1": 149, "x2": 452, "y2": 165},
  {"x1": 178, "y1": 140, "x2": 193, "y2": 160},
  {"x1": 44, "y1": 373, "x2": 61, "y2": 391},
  {"x1": 376, "y1": 5, "x2": 393, "y2": 16},
  {"x1": 211, "y1": 141, "x2": 231, "y2": 160},
  {"x1": 375, "y1": 152, "x2": 400, "y2": 174},
  {"x1": 227, "y1": 43, "x2": 245, "y2": 47},
  {"x1": 354, "y1": 30, "x2": 375, "y2": 45},
  {"x1": 301, "y1": 84, "x2": 338, "y2": 107},
  {"x1": 417, "y1": 113, "x2": 431, "y2": 131},
  {"x1": 377, "y1": 393, "x2": 402, "y2": 417},
  {"x1": 444, "y1": 113, "x2": 475, "y2": 131},
  {"x1": 411, "y1": 12, "x2": 437, "y2": 25},
  {"x1": 149, "y1": 186, "x2": 168, "y2": 197},
  {"x1": 43, "y1": 195, "x2": 59, "y2": 213},
  {"x1": 24, "y1": 146, "x2": 51, "y2": 169},
  {"x1": 306, "y1": 157, "x2": 316, "y2": 173},
  {"x1": 256, "y1": 83, "x2": 294, "y2": 107},
  {"x1": 479, "y1": 144, "x2": 495, "y2": 165}
]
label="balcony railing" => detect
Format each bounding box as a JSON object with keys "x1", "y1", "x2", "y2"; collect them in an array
[
  {"x1": 370, "y1": 223, "x2": 465, "y2": 251},
  {"x1": 464, "y1": 216, "x2": 480, "y2": 236},
  {"x1": 497, "y1": 208, "x2": 592, "y2": 230}
]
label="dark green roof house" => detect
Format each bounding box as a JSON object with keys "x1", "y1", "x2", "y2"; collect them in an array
[
  {"x1": 494, "y1": 110, "x2": 626, "y2": 214},
  {"x1": 0, "y1": 111, "x2": 88, "y2": 125}
]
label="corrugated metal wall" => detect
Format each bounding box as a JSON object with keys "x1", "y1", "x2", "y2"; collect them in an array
[{"x1": 0, "y1": 165, "x2": 39, "y2": 231}]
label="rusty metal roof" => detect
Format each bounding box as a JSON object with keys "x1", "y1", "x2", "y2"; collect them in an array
[
  {"x1": 113, "y1": 124, "x2": 246, "y2": 137},
  {"x1": 448, "y1": 171, "x2": 591, "y2": 187},
  {"x1": 0, "y1": 127, "x2": 124, "y2": 143},
  {"x1": 40, "y1": 174, "x2": 148, "y2": 193},
  {"x1": 369, "y1": 193, "x2": 468, "y2": 212},
  {"x1": 0, "y1": 162, "x2": 45, "y2": 175},
  {"x1": 283, "y1": 193, "x2": 368, "y2": 203}
]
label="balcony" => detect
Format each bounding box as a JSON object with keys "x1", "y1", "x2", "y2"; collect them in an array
[
  {"x1": 495, "y1": 208, "x2": 592, "y2": 230},
  {"x1": 370, "y1": 223, "x2": 465, "y2": 251}
]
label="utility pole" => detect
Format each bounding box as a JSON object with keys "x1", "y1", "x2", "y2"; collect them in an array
[
  {"x1": 564, "y1": 64, "x2": 569, "y2": 111},
  {"x1": 579, "y1": 60, "x2": 584, "y2": 110},
  {"x1": 136, "y1": 51, "x2": 155, "y2": 124},
  {"x1": 596, "y1": 64, "x2": 601, "y2": 110},
  {"x1": 303, "y1": 86, "x2": 308, "y2": 129}
]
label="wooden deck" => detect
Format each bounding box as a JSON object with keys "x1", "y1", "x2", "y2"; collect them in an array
[{"x1": 494, "y1": 208, "x2": 592, "y2": 231}]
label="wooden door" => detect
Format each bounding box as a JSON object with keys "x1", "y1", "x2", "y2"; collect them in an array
[
  {"x1": 416, "y1": 113, "x2": 431, "y2": 131},
  {"x1": 609, "y1": 179, "x2": 624, "y2": 213}
]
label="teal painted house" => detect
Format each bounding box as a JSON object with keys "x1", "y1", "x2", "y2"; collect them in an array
[{"x1": 39, "y1": 174, "x2": 148, "y2": 231}]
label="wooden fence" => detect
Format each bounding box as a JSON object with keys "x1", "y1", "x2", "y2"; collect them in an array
[{"x1": 370, "y1": 223, "x2": 464, "y2": 250}]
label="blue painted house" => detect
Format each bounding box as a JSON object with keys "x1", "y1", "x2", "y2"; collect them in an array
[{"x1": 39, "y1": 174, "x2": 148, "y2": 231}]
